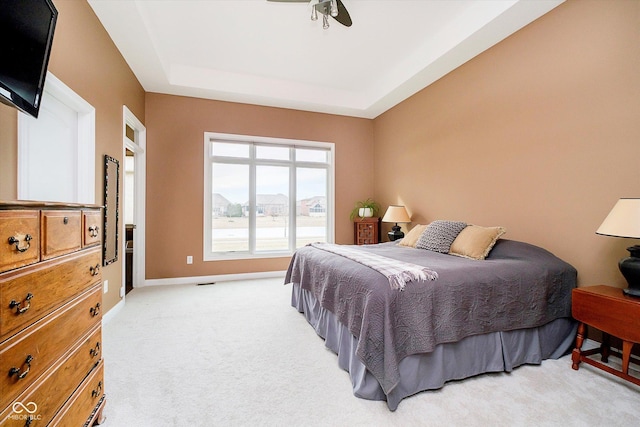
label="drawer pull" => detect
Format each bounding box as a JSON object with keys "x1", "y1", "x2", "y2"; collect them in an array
[
  {"x1": 8, "y1": 234, "x2": 32, "y2": 253},
  {"x1": 9, "y1": 354, "x2": 33, "y2": 380},
  {"x1": 9, "y1": 293, "x2": 33, "y2": 314},
  {"x1": 91, "y1": 381, "x2": 103, "y2": 398},
  {"x1": 63, "y1": 216, "x2": 69, "y2": 225},
  {"x1": 89, "y1": 264, "x2": 100, "y2": 276},
  {"x1": 88, "y1": 225, "x2": 100, "y2": 238},
  {"x1": 90, "y1": 341, "x2": 101, "y2": 358},
  {"x1": 90, "y1": 303, "x2": 101, "y2": 317}
]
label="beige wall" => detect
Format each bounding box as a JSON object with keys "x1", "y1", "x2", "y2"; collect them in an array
[
  {"x1": 145, "y1": 93, "x2": 374, "y2": 279},
  {"x1": 373, "y1": 0, "x2": 640, "y2": 288},
  {"x1": 0, "y1": 0, "x2": 145, "y2": 311}
]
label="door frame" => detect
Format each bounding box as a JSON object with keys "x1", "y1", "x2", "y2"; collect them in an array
[{"x1": 122, "y1": 106, "x2": 146, "y2": 293}]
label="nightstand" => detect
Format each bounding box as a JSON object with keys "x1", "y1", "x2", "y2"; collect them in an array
[
  {"x1": 571, "y1": 285, "x2": 640, "y2": 386},
  {"x1": 353, "y1": 217, "x2": 380, "y2": 245}
]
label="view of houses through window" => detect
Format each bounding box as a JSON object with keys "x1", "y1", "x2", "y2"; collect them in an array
[{"x1": 204, "y1": 134, "x2": 334, "y2": 258}]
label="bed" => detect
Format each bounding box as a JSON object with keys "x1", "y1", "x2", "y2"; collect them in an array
[{"x1": 284, "y1": 236, "x2": 577, "y2": 410}]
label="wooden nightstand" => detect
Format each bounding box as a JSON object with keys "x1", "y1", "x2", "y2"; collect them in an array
[
  {"x1": 571, "y1": 285, "x2": 640, "y2": 386},
  {"x1": 353, "y1": 217, "x2": 380, "y2": 245}
]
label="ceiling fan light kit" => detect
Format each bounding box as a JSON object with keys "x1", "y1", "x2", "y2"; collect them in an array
[{"x1": 268, "y1": 0, "x2": 352, "y2": 29}]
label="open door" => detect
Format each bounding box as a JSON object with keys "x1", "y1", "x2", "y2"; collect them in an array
[{"x1": 122, "y1": 106, "x2": 146, "y2": 295}]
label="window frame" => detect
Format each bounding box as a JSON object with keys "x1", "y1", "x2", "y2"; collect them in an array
[{"x1": 203, "y1": 132, "x2": 335, "y2": 261}]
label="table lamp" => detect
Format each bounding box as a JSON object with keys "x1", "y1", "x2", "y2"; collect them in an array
[
  {"x1": 596, "y1": 198, "x2": 640, "y2": 297},
  {"x1": 382, "y1": 205, "x2": 411, "y2": 241}
]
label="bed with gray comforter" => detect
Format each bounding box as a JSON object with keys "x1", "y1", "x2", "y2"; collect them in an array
[{"x1": 285, "y1": 239, "x2": 577, "y2": 410}]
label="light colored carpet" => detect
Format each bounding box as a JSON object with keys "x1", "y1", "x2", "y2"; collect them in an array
[{"x1": 100, "y1": 278, "x2": 640, "y2": 426}]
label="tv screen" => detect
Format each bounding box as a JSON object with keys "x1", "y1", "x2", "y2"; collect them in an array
[{"x1": 0, "y1": 0, "x2": 58, "y2": 118}]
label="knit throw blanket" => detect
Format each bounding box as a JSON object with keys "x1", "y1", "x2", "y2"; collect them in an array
[{"x1": 310, "y1": 243, "x2": 438, "y2": 290}]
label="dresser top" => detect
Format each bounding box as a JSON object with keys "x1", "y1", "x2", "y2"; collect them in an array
[{"x1": 0, "y1": 200, "x2": 102, "y2": 209}]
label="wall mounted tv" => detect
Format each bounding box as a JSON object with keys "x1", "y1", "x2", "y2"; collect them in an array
[{"x1": 0, "y1": 0, "x2": 58, "y2": 118}]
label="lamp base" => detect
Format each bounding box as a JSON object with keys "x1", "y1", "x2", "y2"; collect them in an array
[
  {"x1": 623, "y1": 287, "x2": 640, "y2": 297},
  {"x1": 388, "y1": 224, "x2": 404, "y2": 242},
  {"x1": 619, "y1": 245, "x2": 640, "y2": 298}
]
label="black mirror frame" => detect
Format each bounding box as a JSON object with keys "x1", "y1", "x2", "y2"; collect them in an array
[{"x1": 103, "y1": 155, "x2": 120, "y2": 266}]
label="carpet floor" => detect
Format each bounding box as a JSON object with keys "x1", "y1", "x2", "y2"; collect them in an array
[{"x1": 100, "y1": 277, "x2": 640, "y2": 426}]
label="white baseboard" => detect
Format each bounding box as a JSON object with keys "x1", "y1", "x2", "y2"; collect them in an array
[
  {"x1": 102, "y1": 297, "x2": 125, "y2": 325},
  {"x1": 141, "y1": 270, "x2": 288, "y2": 288}
]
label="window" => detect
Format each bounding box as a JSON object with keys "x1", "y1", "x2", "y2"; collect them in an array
[{"x1": 204, "y1": 133, "x2": 334, "y2": 260}]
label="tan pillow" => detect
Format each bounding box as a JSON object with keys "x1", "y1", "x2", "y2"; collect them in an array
[
  {"x1": 397, "y1": 224, "x2": 427, "y2": 247},
  {"x1": 449, "y1": 225, "x2": 506, "y2": 260}
]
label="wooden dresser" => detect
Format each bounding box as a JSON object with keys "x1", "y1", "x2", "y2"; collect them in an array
[
  {"x1": 353, "y1": 217, "x2": 380, "y2": 245},
  {"x1": 0, "y1": 202, "x2": 106, "y2": 426}
]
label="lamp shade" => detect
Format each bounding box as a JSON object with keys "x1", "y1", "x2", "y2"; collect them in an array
[
  {"x1": 382, "y1": 205, "x2": 411, "y2": 224},
  {"x1": 596, "y1": 198, "x2": 640, "y2": 238}
]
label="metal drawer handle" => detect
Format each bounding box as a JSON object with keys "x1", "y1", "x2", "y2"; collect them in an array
[
  {"x1": 9, "y1": 293, "x2": 33, "y2": 314},
  {"x1": 88, "y1": 225, "x2": 100, "y2": 238},
  {"x1": 90, "y1": 342, "x2": 101, "y2": 358},
  {"x1": 9, "y1": 354, "x2": 33, "y2": 380},
  {"x1": 89, "y1": 264, "x2": 100, "y2": 276},
  {"x1": 8, "y1": 234, "x2": 32, "y2": 253},
  {"x1": 90, "y1": 303, "x2": 101, "y2": 317},
  {"x1": 91, "y1": 381, "x2": 103, "y2": 398}
]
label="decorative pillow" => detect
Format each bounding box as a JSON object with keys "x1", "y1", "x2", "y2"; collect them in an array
[
  {"x1": 449, "y1": 225, "x2": 506, "y2": 260},
  {"x1": 416, "y1": 220, "x2": 467, "y2": 253},
  {"x1": 397, "y1": 224, "x2": 427, "y2": 247}
]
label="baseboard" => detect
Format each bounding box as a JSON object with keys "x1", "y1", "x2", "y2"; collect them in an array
[
  {"x1": 141, "y1": 270, "x2": 288, "y2": 288},
  {"x1": 102, "y1": 297, "x2": 125, "y2": 325}
]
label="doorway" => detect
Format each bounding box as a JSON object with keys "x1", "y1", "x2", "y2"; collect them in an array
[{"x1": 122, "y1": 106, "x2": 146, "y2": 295}]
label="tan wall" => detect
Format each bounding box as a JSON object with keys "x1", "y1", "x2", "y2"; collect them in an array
[
  {"x1": 0, "y1": 104, "x2": 18, "y2": 199},
  {"x1": 373, "y1": 0, "x2": 640, "y2": 288},
  {"x1": 145, "y1": 93, "x2": 374, "y2": 279},
  {"x1": 0, "y1": 0, "x2": 145, "y2": 312}
]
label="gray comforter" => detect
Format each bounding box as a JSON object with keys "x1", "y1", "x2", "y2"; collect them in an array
[{"x1": 284, "y1": 239, "x2": 577, "y2": 395}]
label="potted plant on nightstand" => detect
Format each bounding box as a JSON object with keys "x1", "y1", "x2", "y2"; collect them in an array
[{"x1": 349, "y1": 198, "x2": 380, "y2": 221}]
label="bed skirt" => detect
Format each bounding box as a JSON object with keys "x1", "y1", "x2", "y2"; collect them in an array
[{"x1": 291, "y1": 282, "x2": 577, "y2": 411}]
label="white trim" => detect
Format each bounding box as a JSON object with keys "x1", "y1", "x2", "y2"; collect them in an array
[
  {"x1": 102, "y1": 297, "x2": 126, "y2": 325},
  {"x1": 18, "y1": 72, "x2": 95, "y2": 203},
  {"x1": 141, "y1": 270, "x2": 287, "y2": 288},
  {"x1": 122, "y1": 106, "x2": 146, "y2": 293}
]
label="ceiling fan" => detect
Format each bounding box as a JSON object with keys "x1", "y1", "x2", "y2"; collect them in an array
[{"x1": 267, "y1": 0, "x2": 352, "y2": 29}]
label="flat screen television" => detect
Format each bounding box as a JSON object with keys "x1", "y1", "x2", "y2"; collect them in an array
[{"x1": 0, "y1": 0, "x2": 58, "y2": 118}]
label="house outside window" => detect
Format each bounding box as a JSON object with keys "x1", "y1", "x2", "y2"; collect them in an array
[{"x1": 204, "y1": 133, "x2": 335, "y2": 260}]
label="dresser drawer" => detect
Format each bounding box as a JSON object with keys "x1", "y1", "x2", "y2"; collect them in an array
[
  {"x1": 0, "y1": 247, "x2": 102, "y2": 342},
  {"x1": 83, "y1": 210, "x2": 102, "y2": 248},
  {"x1": 41, "y1": 210, "x2": 82, "y2": 260},
  {"x1": 0, "y1": 326, "x2": 102, "y2": 426},
  {"x1": 49, "y1": 360, "x2": 105, "y2": 427},
  {"x1": 0, "y1": 285, "x2": 102, "y2": 410},
  {"x1": 0, "y1": 210, "x2": 40, "y2": 273}
]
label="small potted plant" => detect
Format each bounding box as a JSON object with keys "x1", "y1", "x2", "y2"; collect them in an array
[{"x1": 349, "y1": 198, "x2": 380, "y2": 221}]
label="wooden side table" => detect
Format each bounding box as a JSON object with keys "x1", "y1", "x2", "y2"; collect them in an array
[
  {"x1": 571, "y1": 285, "x2": 640, "y2": 386},
  {"x1": 353, "y1": 217, "x2": 380, "y2": 245}
]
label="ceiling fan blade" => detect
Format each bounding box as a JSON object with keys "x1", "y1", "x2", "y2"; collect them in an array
[{"x1": 331, "y1": 0, "x2": 352, "y2": 27}]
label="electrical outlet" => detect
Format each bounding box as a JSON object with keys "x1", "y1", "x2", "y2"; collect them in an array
[
  {"x1": 187, "y1": 256, "x2": 193, "y2": 264},
  {"x1": 103, "y1": 280, "x2": 109, "y2": 294}
]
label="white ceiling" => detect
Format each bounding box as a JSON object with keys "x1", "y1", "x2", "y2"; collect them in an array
[{"x1": 88, "y1": 0, "x2": 564, "y2": 119}]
